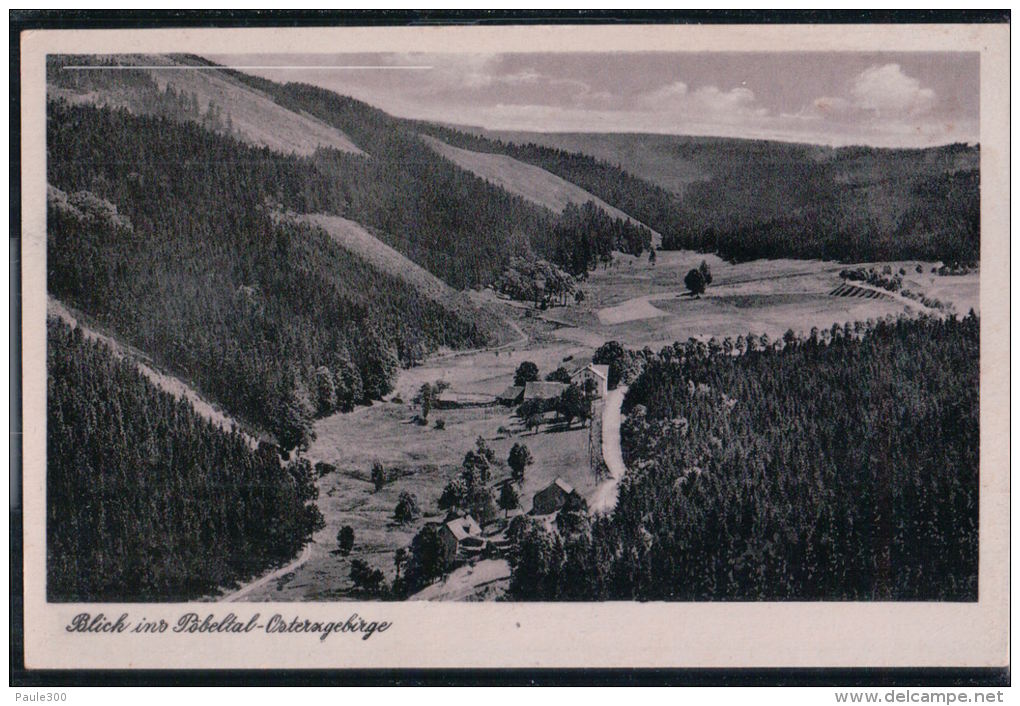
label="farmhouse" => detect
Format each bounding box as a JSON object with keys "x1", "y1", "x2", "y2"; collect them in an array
[
  {"x1": 439, "y1": 515, "x2": 484, "y2": 564},
  {"x1": 532, "y1": 477, "x2": 576, "y2": 515},
  {"x1": 571, "y1": 363, "x2": 609, "y2": 398}
]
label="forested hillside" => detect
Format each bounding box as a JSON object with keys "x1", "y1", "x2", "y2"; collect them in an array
[
  {"x1": 46, "y1": 65, "x2": 666, "y2": 451},
  {"x1": 425, "y1": 125, "x2": 980, "y2": 265},
  {"x1": 51, "y1": 57, "x2": 657, "y2": 292},
  {"x1": 509, "y1": 314, "x2": 979, "y2": 601},
  {"x1": 228, "y1": 77, "x2": 652, "y2": 283},
  {"x1": 47, "y1": 317, "x2": 324, "y2": 601},
  {"x1": 47, "y1": 103, "x2": 494, "y2": 450}
]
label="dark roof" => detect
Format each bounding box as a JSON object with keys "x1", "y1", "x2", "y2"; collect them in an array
[
  {"x1": 496, "y1": 385, "x2": 524, "y2": 401},
  {"x1": 523, "y1": 381, "x2": 567, "y2": 401}
]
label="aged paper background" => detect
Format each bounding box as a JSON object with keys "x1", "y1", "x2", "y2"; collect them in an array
[{"x1": 19, "y1": 22, "x2": 1009, "y2": 670}]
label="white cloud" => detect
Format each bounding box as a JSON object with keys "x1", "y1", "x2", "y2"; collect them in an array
[
  {"x1": 808, "y1": 95, "x2": 853, "y2": 117},
  {"x1": 232, "y1": 52, "x2": 973, "y2": 148},
  {"x1": 643, "y1": 80, "x2": 689, "y2": 104},
  {"x1": 850, "y1": 63, "x2": 936, "y2": 117},
  {"x1": 501, "y1": 69, "x2": 542, "y2": 85},
  {"x1": 799, "y1": 63, "x2": 934, "y2": 132},
  {"x1": 639, "y1": 80, "x2": 768, "y2": 124},
  {"x1": 689, "y1": 86, "x2": 767, "y2": 119}
]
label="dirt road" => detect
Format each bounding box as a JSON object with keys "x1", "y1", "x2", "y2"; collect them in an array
[
  {"x1": 219, "y1": 544, "x2": 313, "y2": 602},
  {"x1": 590, "y1": 385, "x2": 628, "y2": 514}
]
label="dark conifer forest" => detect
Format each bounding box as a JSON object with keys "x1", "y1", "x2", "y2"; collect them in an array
[
  {"x1": 420, "y1": 125, "x2": 980, "y2": 266},
  {"x1": 229, "y1": 78, "x2": 653, "y2": 282},
  {"x1": 509, "y1": 314, "x2": 979, "y2": 601},
  {"x1": 47, "y1": 318, "x2": 324, "y2": 601},
  {"x1": 46, "y1": 97, "x2": 662, "y2": 449},
  {"x1": 47, "y1": 102, "x2": 499, "y2": 450}
]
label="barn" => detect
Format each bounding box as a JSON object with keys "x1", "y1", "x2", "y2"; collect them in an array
[
  {"x1": 435, "y1": 390, "x2": 494, "y2": 410},
  {"x1": 531, "y1": 477, "x2": 576, "y2": 515},
  {"x1": 522, "y1": 381, "x2": 567, "y2": 410}
]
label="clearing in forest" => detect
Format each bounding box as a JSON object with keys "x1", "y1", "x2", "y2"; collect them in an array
[{"x1": 422, "y1": 135, "x2": 661, "y2": 246}]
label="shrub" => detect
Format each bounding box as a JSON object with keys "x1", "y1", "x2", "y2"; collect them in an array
[
  {"x1": 336, "y1": 525, "x2": 355, "y2": 556},
  {"x1": 314, "y1": 461, "x2": 336, "y2": 477},
  {"x1": 349, "y1": 559, "x2": 385, "y2": 594},
  {"x1": 371, "y1": 462, "x2": 387, "y2": 492},
  {"x1": 394, "y1": 491, "x2": 420, "y2": 524},
  {"x1": 514, "y1": 361, "x2": 540, "y2": 387}
]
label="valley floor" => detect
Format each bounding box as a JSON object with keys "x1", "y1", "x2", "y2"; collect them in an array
[{"x1": 232, "y1": 249, "x2": 979, "y2": 602}]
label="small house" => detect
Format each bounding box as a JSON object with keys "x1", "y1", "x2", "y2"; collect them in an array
[
  {"x1": 439, "y1": 515, "x2": 484, "y2": 563},
  {"x1": 496, "y1": 385, "x2": 524, "y2": 406},
  {"x1": 532, "y1": 477, "x2": 575, "y2": 515},
  {"x1": 571, "y1": 364, "x2": 609, "y2": 398}
]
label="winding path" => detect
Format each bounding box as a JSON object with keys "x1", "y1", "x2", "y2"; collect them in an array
[
  {"x1": 218, "y1": 544, "x2": 313, "y2": 602},
  {"x1": 590, "y1": 385, "x2": 628, "y2": 514},
  {"x1": 48, "y1": 297, "x2": 317, "y2": 602}
]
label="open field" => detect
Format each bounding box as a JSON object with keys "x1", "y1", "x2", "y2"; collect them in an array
[
  {"x1": 236, "y1": 243, "x2": 979, "y2": 602},
  {"x1": 422, "y1": 135, "x2": 661, "y2": 245},
  {"x1": 239, "y1": 391, "x2": 594, "y2": 601},
  {"x1": 561, "y1": 250, "x2": 974, "y2": 347},
  {"x1": 298, "y1": 213, "x2": 458, "y2": 302},
  {"x1": 410, "y1": 559, "x2": 511, "y2": 601}
]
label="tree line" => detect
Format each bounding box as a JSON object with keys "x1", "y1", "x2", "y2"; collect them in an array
[
  {"x1": 47, "y1": 317, "x2": 324, "y2": 601},
  {"x1": 508, "y1": 313, "x2": 979, "y2": 601}
]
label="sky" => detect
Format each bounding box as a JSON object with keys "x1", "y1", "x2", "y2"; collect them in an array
[{"x1": 205, "y1": 52, "x2": 979, "y2": 148}]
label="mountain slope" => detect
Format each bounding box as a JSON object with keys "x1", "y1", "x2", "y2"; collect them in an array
[
  {"x1": 470, "y1": 129, "x2": 709, "y2": 196},
  {"x1": 292, "y1": 212, "x2": 513, "y2": 345},
  {"x1": 48, "y1": 54, "x2": 363, "y2": 156},
  {"x1": 46, "y1": 105, "x2": 496, "y2": 451},
  {"x1": 231, "y1": 77, "x2": 652, "y2": 284},
  {"x1": 424, "y1": 124, "x2": 980, "y2": 265},
  {"x1": 295, "y1": 212, "x2": 459, "y2": 303},
  {"x1": 47, "y1": 296, "x2": 258, "y2": 446},
  {"x1": 47, "y1": 315, "x2": 322, "y2": 601},
  {"x1": 421, "y1": 135, "x2": 661, "y2": 247}
]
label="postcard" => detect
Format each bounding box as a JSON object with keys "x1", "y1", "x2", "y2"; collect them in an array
[{"x1": 17, "y1": 19, "x2": 1009, "y2": 671}]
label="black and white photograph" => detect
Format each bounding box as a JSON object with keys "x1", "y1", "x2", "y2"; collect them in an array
[{"x1": 14, "y1": 17, "x2": 1010, "y2": 676}]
